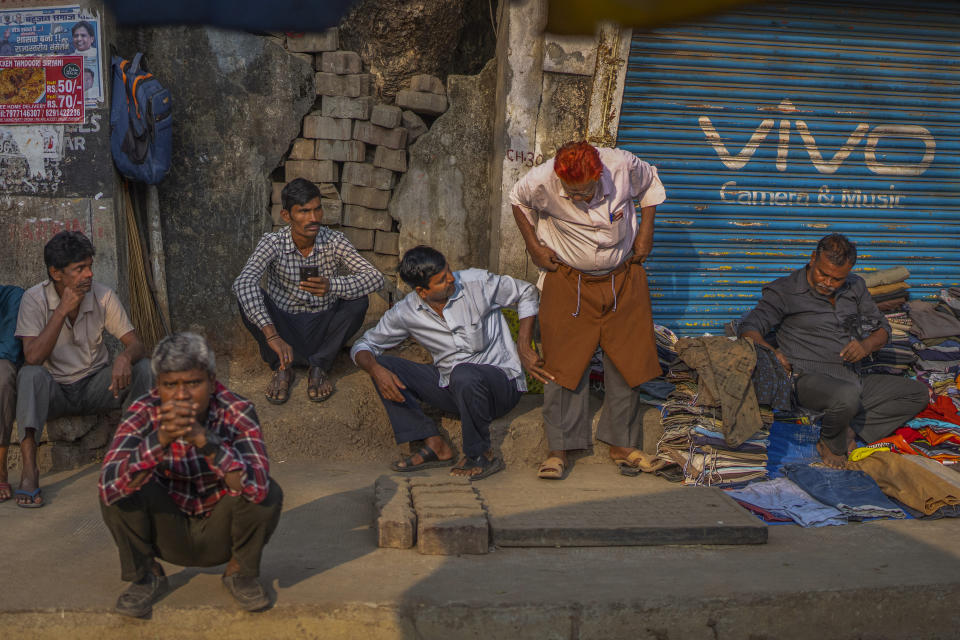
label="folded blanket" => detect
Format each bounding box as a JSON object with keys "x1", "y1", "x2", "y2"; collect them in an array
[
  {"x1": 859, "y1": 266, "x2": 910, "y2": 288},
  {"x1": 868, "y1": 281, "x2": 910, "y2": 297}
]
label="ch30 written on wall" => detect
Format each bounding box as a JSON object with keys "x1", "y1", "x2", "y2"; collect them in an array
[{"x1": 0, "y1": 55, "x2": 84, "y2": 124}]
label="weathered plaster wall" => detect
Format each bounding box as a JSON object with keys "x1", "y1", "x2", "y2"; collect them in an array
[
  {"x1": 339, "y1": 0, "x2": 495, "y2": 101},
  {"x1": 390, "y1": 60, "x2": 497, "y2": 273},
  {"x1": 0, "y1": 0, "x2": 122, "y2": 296},
  {"x1": 124, "y1": 27, "x2": 314, "y2": 351}
]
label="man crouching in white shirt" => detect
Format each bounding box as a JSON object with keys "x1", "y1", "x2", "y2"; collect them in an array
[{"x1": 351, "y1": 246, "x2": 552, "y2": 480}]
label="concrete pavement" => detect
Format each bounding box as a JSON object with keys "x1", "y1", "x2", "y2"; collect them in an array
[{"x1": 1, "y1": 461, "x2": 960, "y2": 639}]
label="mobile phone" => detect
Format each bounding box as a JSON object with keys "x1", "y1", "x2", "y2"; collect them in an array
[{"x1": 299, "y1": 266, "x2": 319, "y2": 282}]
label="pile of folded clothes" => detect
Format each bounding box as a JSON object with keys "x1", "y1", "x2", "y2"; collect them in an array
[
  {"x1": 859, "y1": 265, "x2": 910, "y2": 312},
  {"x1": 857, "y1": 267, "x2": 910, "y2": 312},
  {"x1": 653, "y1": 335, "x2": 797, "y2": 486},
  {"x1": 726, "y1": 463, "x2": 907, "y2": 526}
]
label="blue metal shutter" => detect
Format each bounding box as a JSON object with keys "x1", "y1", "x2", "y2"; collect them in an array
[{"x1": 616, "y1": 0, "x2": 960, "y2": 335}]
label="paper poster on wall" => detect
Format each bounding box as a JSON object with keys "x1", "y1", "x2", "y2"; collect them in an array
[
  {"x1": 0, "y1": 55, "x2": 84, "y2": 124},
  {"x1": 0, "y1": 6, "x2": 102, "y2": 108}
]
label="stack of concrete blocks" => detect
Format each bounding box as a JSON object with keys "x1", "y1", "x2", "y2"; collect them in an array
[
  {"x1": 274, "y1": 29, "x2": 445, "y2": 286},
  {"x1": 374, "y1": 475, "x2": 489, "y2": 555}
]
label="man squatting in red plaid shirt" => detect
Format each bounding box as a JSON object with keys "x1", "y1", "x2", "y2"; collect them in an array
[{"x1": 98, "y1": 333, "x2": 282, "y2": 617}]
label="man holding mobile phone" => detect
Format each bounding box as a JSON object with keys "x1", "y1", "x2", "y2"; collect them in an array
[{"x1": 233, "y1": 179, "x2": 383, "y2": 404}]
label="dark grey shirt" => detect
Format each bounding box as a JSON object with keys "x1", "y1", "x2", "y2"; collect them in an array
[{"x1": 738, "y1": 266, "x2": 890, "y2": 381}]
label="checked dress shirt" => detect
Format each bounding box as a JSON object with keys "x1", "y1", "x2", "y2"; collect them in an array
[
  {"x1": 233, "y1": 225, "x2": 384, "y2": 329},
  {"x1": 98, "y1": 382, "x2": 271, "y2": 517}
]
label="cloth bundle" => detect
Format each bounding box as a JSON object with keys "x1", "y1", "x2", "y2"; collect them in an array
[
  {"x1": 859, "y1": 266, "x2": 910, "y2": 311},
  {"x1": 850, "y1": 450, "x2": 960, "y2": 515}
]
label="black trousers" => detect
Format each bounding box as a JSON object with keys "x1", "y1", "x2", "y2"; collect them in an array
[
  {"x1": 375, "y1": 356, "x2": 523, "y2": 458},
  {"x1": 795, "y1": 373, "x2": 929, "y2": 454},
  {"x1": 100, "y1": 479, "x2": 283, "y2": 583},
  {"x1": 240, "y1": 291, "x2": 368, "y2": 371}
]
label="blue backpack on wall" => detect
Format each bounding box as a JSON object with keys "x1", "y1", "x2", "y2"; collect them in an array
[{"x1": 110, "y1": 52, "x2": 172, "y2": 184}]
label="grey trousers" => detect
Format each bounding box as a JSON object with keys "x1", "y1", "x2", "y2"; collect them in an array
[
  {"x1": 0, "y1": 359, "x2": 15, "y2": 446},
  {"x1": 795, "y1": 372, "x2": 929, "y2": 455},
  {"x1": 16, "y1": 360, "x2": 154, "y2": 440},
  {"x1": 543, "y1": 353, "x2": 646, "y2": 451},
  {"x1": 101, "y1": 479, "x2": 283, "y2": 583}
]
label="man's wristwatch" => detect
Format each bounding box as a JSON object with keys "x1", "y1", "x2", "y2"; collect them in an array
[{"x1": 198, "y1": 431, "x2": 222, "y2": 457}]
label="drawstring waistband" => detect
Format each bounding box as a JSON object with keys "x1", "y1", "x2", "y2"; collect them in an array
[
  {"x1": 571, "y1": 274, "x2": 582, "y2": 317},
  {"x1": 571, "y1": 271, "x2": 618, "y2": 317}
]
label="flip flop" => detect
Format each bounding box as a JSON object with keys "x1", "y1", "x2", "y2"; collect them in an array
[
  {"x1": 537, "y1": 456, "x2": 566, "y2": 480},
  {"x1": 0, "y1": 482, "x2": 11, "y2": 503},
  {"x1": 391, "y1": 445, "x2": 455, "y2": 472},
  {"x1": 14, "y1": 487, "x2": 44, "y2": 508},
  {"x1": 454, "y1": 454, "x2": 505, "y2": 481},
  {"x1": 265, "y1": 369, "x2": 294, "y2": 405},
  {"x1": 308, "y1": 366, "x2": 334, "y2": 403}
]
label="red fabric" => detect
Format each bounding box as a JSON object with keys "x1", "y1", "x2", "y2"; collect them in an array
[{"x1": 916, "y1": 395, "x2": 960, "y2": 426}]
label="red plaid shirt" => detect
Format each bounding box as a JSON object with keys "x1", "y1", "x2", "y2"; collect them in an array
[{"x1": 99, "y1": 382, "x2": 271, "y2": 516}]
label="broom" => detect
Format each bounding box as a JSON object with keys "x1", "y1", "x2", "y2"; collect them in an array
[{"x1": 123, "y1": 180, "x2": 166, "y2": 350}]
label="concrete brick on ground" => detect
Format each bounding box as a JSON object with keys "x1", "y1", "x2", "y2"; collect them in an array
[
  {"x1": 410, "y1": 484, "x2": 478, "y2": 498},
  {"x1": 303, "y1": 114, "x2": 352, "y2": 140},
  {"x1": 370, "y1": 104, "x2": 402, "y2": 129},
  {"x1": 412, "y1": 492, "x2": 484, "y2": 510},
  {"x1": 286, "y1": 29, "x2": 338, "y2": 52},
  {"x1": 321, "y1": 95, "x2": 373, "y2": 120},
  {"x1": 374, "y1": 231, "x2": 400, "y2": 255},
  {"x1": 417, "y1": 516, "x2": 489, "y2": 555},
  {"x1": 409, "y1": 74, "x2": 445, "y2": 95},
  {"x1": 285, "y1": 159, "x2": 338, "y2": 184},
  {"x1": 341, "y1": 226, "x2": 375, "y2": 251},
  {"x1": 353, "y1": 120, "x2": 408, "y2": 150},
  {"x1": 341, "y1": 183, "x2": 391, "y2": 209},
  {"x1": 359, "y1": 251, "x2": 398, "y2": 274},
  {"x1": 288, "y1": 51, "x2": 313, "y2": 66},
  {"x1": 315, "y1": 72, "x2": 370, "y2": 98},
  {"x1": 374, "y1": 476, "x2": 415, "y2": 549},
  {"x1": 343, "y1": 204, "x2": 393, "y2": 231},
  {"x1": 288, "y1": 138, "x2": 315, "y2": 160},
  {"x1": 319, "y1": 50, "x2": 362, "y2": 74},
  {"x1": 321, "y1": 198, "x2": 342, "y2": 225},
  {"x1": 342, "y1": 162, "x2": 394, "y2": 190},
  {"x1": 318, "y1": 183, "x2": 340, "y2": 199},
  {"x1": 315, "y1": 139, "x2": 366, "y2": 162},
  {"x1": 409, "y1": 476, "x2": 471, "y2": 487},
  {"x1": 373, "y1": 146, "x2": 407, "y2": 172},
  {"x1": 378, "y1": 510, "x2": 416, "y2": 549},
  {"x1": 401, "y1": 110, "x2": 428, "y2": 143},
  {"x1": 396, "y1": 90, "x2": 448, "y2": 116}
]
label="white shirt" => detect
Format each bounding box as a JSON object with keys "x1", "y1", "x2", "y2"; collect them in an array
[
  {"x1": 509, "y1": 147, "x2": 666, "y2": 275},
  {"x1": 351, "y1": 269, "x2": 539, "y2": 391}
]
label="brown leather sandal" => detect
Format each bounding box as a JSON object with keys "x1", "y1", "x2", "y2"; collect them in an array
[{"x1": 266, "y1": 368, "x2": 294, "y2": 405}]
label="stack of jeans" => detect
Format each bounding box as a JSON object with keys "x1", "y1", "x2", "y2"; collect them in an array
[{"x1": 783, "y1": 463, "x2": 905, "y2": 520}]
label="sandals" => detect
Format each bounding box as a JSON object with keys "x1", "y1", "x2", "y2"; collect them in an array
[
  {"x1": 265, "y1": 368, "x2": 294, "y2": 405},
  {"x1": 613, "y1": 450, "x2": 668, "y2": 477},
  {"x1": 391, "y1": 445, "x2": 455, "y2": 472},
  {"x1": 308, "y1": 366, "x2": 334, "y2": 403},
  {"x1": 14, "y1": 487, "x2": 44, "y2": 508},
  {"x1": 452, "y1": 454, "x2": 505, "y2": 481},
  {"x1": 537, "y1": 456, "x2": 566, "y2": 480}
]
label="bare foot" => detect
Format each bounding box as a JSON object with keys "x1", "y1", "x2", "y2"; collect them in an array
[{"x1": 817, "y1": 439, "x2": 848, "y2": 470}]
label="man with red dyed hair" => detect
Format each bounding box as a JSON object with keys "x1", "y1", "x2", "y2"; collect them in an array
[{"x1": 509, "y1": 141, "x2": 666, "y2": 479}]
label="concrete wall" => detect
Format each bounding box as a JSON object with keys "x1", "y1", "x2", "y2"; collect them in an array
[
  {"x1": 121, "y1": 26, "x2": 315, "y2": 352},
  {"x1": 0, "y1": 0, "x2": 123, "y2": 298}
]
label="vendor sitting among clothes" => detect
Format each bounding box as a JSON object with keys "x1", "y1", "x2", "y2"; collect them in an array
[{"x1": 738, "y1": 233, "x2": 929, "y2": 469}]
